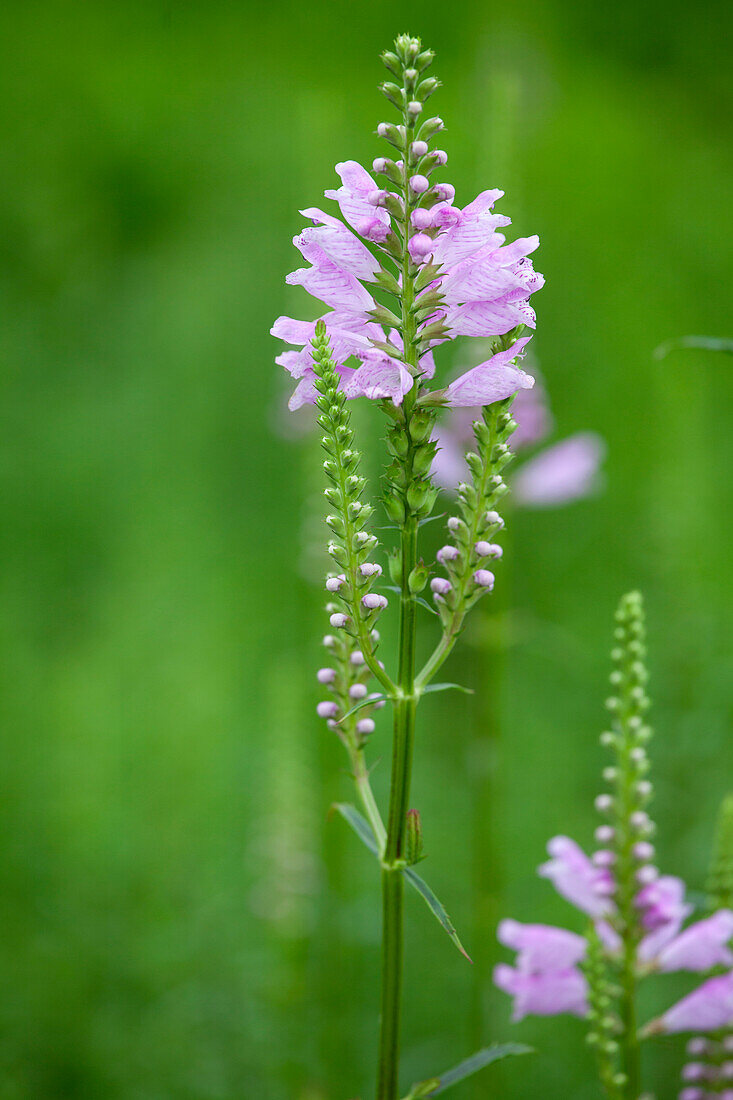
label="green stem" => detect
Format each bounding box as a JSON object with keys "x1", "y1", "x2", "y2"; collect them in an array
[
  {"x1": 377, "y1": 516, "x2": 418, "y2": 1100},
  {"x1": 620, "y1": 951, "x2": 640, "y2": 1099}
]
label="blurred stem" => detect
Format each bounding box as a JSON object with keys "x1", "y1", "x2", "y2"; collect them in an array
[
  {"x1": 468, "y1": 525, "x2": 511, "y2": 1093},
  {"x1": 620, "y1": 954, "x2": 640, "y2": 1099}
]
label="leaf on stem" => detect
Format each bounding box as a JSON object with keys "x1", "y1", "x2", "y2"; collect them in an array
[
  {"x1": 333, "y1": 804, "x2": 472, "y2": 960},
  {"x1": 332, "y1": 802, "x2": 380, "y2": 856},
  {"x1": 402, "y1": 865, "x2": 472, "y2": 961},
  {"x1": 404, "y1": 1044, "x2": 533, "y2": 1098},
  {"x1": 383, "y1": 586, "x2": 438, "y2": 615},
  {"x1": 420, "y1": 682, "x2": 474, "y2": 696}
]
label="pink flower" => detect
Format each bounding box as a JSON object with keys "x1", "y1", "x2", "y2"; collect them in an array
[
  {"x1": 512, "y1": 433, "x2": 606, "y2": 506},
  {"x1": 648, "y1": 972, "x2": 733, "y2": 1033},
  {"x1": 654, "y1": 910, "x2": 733, "y2": 973},
  {"x1": 538, "y1": 836, "x2": 612, "y2": 919},
  {"x1": 444, "y1": 337, "x2": 535, "y2": 407},
  {"x1": 493, "y1": 963, "x2": 588, "y2": 1021},
  {"x1": 497, "y1": 919, "x2": 587, "y2": 972},
  {"x1": 274, "y1": 144, "x2": 542, "y2": 411}
]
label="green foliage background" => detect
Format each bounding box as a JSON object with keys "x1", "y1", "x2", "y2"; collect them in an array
[{"x1": 0, "y1": 1, "x2": 731, "y2": 1097}]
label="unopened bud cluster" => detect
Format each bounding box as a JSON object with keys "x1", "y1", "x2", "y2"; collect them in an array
[
  {"x1": 370, "y1": 34, "x2": 453, "y2": 356},
  {"x1": 584, "y1": 927, "x2": 626, "y2": 1097},
  {"x1": 595, "y1": 591, "x2": 657, "y2": 942},
  {"x1": 429, "y1": 397, "x2": 515, "y2": 626},
  {"x1": 311, "y1": 322, "x2": 390, "y2": 703},
  {"x1": 318, "y1": 627, "x2": 384, "y2": 747},
  {"x1": 383, "y1": 408, "x2": 439, "y2": 526}
]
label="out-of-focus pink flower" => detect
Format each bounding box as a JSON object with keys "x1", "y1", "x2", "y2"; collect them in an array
[
  {"x1": 497, "y1": 919, "x2": 587, "y2": 972},
  {"x1": 512, "y1": 432, "x2": 606, "y2": 506},
  {"x1": 654, "y1": 911, "x2": 733, "y2": 973},
  {"x1": 647, "y1": 973, "x2": 733, "y2": 1034},
  {"x1": 538, "y1": 836, "x2": 612, "y2": 919},
  {"x1": 493, "y1": 963, "x2": 588, "y2": 1021}
]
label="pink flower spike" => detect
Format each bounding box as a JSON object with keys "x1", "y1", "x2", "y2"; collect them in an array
[
  {"x1": 444, "y1": 337, "x2": 534, "y2": 408},
  {"x1": 513, "y1": 433, "x2": 606, "y2": 507},
  {"x1": 654, "y1": 910, "x2": 733, "y2": 973},
  {"x1": 497, "y1": 919, "x2": 587, "y2": 972},
  {"x1": 473, "y1": 569, "x2": 495, "y2": 589},
  {"x1": 648, "y1": 972, "x2": 733, "y2": 1033},
  {"x1": 493, "y1": 963, "x2": 588, "y2": 1022}
]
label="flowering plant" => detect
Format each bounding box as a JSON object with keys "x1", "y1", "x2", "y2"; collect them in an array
[
  {"x1": 272, "y1": 32, "x2": 542, "y2": 1100},
  {"x1": 495, "y1": 591, "x2": 733, "y2": 1098}
]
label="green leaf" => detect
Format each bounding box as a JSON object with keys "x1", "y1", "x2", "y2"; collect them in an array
[
  {"x1": 418, "y1": 512, "x2": 446, "y2": 528},
  {"x1": 332, "y1": 803, "x2": 379, "y2": 857},
  {"x1": 654, "y1": 334, "x2": 733, "y2": 359},
  {"x1": 337, "y1": 694, "x2": 386, "y2": 722},
  {"x1": 333, "y1": 806, "x2": 471, "y2": 961},
  {"x1": 402, "y1": 865, "x2": 472, "y2": 961},
  {"x1": 421, "y1": 682, "x2": 474, "y2": 696},
  {"x1": 405, "y1": 1044, "x2": 533, "y2": 1098}
]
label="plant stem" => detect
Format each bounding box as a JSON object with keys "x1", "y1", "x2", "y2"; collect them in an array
[
  {"x1": 620, "y1": 948, "x2": 640, "y2": 1099},
  {"x1": 377, "y1": 514, "x2": 419, "y2": 1100}
]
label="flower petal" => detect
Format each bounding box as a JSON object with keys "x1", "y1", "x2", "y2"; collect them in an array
[
  {"x1": 444, "y1": 337, "x2": 534, "y2": 408},
  {"x1": 498, "y1": 919, "x2": 587, "y2": 972},
  {"x1": 538, "y1": 835, "x2": 612, "y2": 919},
  {"x1": 324, "y1": 160, "x2": 390, "y2": 241},
  {"x1": 494, "y1": 963, "x2": 589, "y2": 1022},
  {"x1": 655, "y1": 910, "x2": 733, "y2": 973}
]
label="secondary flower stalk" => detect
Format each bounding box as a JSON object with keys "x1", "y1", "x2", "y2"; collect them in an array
[{"x1": 494, "y1": 593, "x2": 733, "y2": 1098}]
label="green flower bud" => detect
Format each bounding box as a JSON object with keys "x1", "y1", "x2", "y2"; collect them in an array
[
  {"x1": 405, "y1": 808, "x2": 423, "y2": 864},
  {"x1": 408, "y1": 561, "x2": 429, "y2": 594}
]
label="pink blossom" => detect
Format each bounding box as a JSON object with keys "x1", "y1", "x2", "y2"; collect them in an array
[
  {"x1": 324, "y1": 161, "x2": 391, "y2": 241},
  {"x1": 444, "y1": 337, "x2": 534, "y2": 407},
  {"x1": 493, "y1": 963, "x2": 588, "y2": 1021},
  {"x1": 497, "y1": 919, "x2": 587, "y2": 972},
  {"x1": 538, "y1": 836, "x2": 612, "y2": 918},
  {"x1": 512, "y1": 433, "x2": 606, "y2": 507},
  {"x1": 649, "y1": 973, "x2": 733, "y2": 1033},
  {"x1": 654, "y1": 910, "x2": 733, "y2": 973}
]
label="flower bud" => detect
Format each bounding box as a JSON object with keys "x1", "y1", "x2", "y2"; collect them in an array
[
  {"x1": 317, "y1": 701, "x2": 339, "y2": 719},
  {"x1": 437, "y1": 545, "x2": 459, "y2": 564},
  {"x1": 356, "y1": 718, "x2": 375, "y2": 736},
  {"x1": 407, "y1": 100, "x2": 423, "y2": 118},
  {"x1": 473, "y1": 569, "x2": 495, "y2": 589},
  {"x1": 410, "y1": 140, "x2": 428, "y2": 158},
  {"x1": 433, "y1": 182, "x2": 455, "y2": 202},
  {"x1": 409, "y1": 174, "x2": 430, "y2": 194},
  {"x1": 485, "y1": 510, "x2": 504, "y2": 528},
  {"x1": 360, "y1": 562, "x2": 383, "y2": 578},
  {"x1": 329, "y1": 613, "x2": 348, "y2": 629},
  {"x1": 475, "y1": 541, "x2": 502, "y2": 559},
  {"x1": 595, "y1": 794, "x2": 613, "y2": 812},
  {"x1": 350, "y1": 650, "x2": 365, "y2": 665},
  {"x1": 595, "y1": 825, "x2": 615, "y2": 843},
  {"x1": 419, "y1": 116, "x2": 444, "y2": 138},
  {"x1": 349, "y1": 684, "x2": 368, "y2": 700},
  {"x1": 322, "y1": 634, "x2": 336, "y2": 648},
  {"x1": 411, "y1": 207, "x2": 433, "y2": 230},
  {"x1": 326, "y1": 574, "x2": 345, "y2": 592},
  {"x1": 362, "y1": 593, "x2": 388, "y2": 611},
  {"x1": 405, "y1": 808, "x2": 424, "y2": 865},
  {"x1": 317, "y1": 668, "x2": 336, "y2": 684},
  {"x1": 430, "y1": 149, "x2": 448, "y2": 165},
  {"x1": 408, "y1": 562, "x2": 429, "y2": 593},
  {"x1": 408, "y1": 233, "x2": 433, "y2": 260},
  {"x1": 430, "y1": 577, "x2": 451, "y2": 596}
]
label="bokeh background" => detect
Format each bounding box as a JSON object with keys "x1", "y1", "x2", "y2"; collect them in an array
[{"x1": 1, "y1": 0, "x2": 731, "y2": 1097}]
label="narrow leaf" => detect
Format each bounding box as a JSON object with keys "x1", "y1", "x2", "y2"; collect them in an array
[
  {"x1": 654, "y1": 335, "x2": 733, "y2": 359},
  {"x1": 337, "y1": 693, "x2": 385, "y2": 722},
  {"x1": 421, "y1": 682, "x2": 474, "y2": 696},
  {"x1": 408, "y1": 1044, "x2": 533, "y2": 1098},
  {"x1": 383, "y1": 587, "x2": 438, "y2": 615},
  {"x1": 418, "y1": 512, "x2": 446, "y2": 528},
  {"x1": 403, "y1": 866, "x2": 472, "y2": 961},
  {"x1": 332, "y1": 803, "x2": 379, "y2": 857}
]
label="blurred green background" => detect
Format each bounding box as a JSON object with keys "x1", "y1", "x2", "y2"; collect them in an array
[{"x1": 0, "y1": 0, "x2": 731, "y2": 1097}]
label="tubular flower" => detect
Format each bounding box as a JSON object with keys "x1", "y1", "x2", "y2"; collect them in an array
[
  {"x1": 272, "y1": 107, "x2": 542, "y2": 412},
  {"x1": 433, "y1": 361, "x2": 605, "y2": 505}
]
